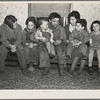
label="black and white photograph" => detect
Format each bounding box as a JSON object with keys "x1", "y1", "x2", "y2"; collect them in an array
[{"x1": 0, "y1": 0, "x2": 100, "y2": 98}]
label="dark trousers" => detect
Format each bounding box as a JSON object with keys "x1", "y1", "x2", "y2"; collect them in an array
[
  {"x1": 67, "y1": 43, "x2": 88, "y2": 57},
  {"x1": 55, "y1": 44, "x2": 66, "y2": 65},
  {"x1": 24, "y1": 45, "x2": 39, "y2": 64},
  {"x1": 38, "y1": 43, "x2": 50, "y2": 68},
  {"x1": 0, "y1": 44, "x2": 27, "y2": 71}
]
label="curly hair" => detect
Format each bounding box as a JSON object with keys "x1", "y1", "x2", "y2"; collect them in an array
[{"x1": 68, "y1": 11, "x2": 80, "y2": 23}]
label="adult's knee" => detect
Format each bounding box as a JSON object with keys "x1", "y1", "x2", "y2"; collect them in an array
[
  {"x1": 80, "y1": 43, "x2": 87, "y2": 50},
  {"x1": 17, "y1": 45, "x2": 24, "y2": 51},
  {"x1": 0, "y1": 45, "x2": 8, "y2": 54}
]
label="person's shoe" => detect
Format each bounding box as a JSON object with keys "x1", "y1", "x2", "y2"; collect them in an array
[
  {"x1": 28, "y1": 66, "x2": 34, "y2": 72},
  {"x1": 88, "y1": 67, "x2": 93, "y2": 75},
  {"x1": 30, "y1": 62, "x2": 33, "y2": 67},
  {"x1": 41, "y1": 67, "x2": 50, "y2": 76},
  {"x1": 66, "y1": 55, "x2": 71, "y2": 59},
  {"x1": 49, "y1": 53, "x2": 55, "y2": 59},
  {"x1": 82, "y1": 55, "x2": 87, "y2": 60},
  {"x1": 68, "y1": 70, "x2": 75, "y2": 76},
  {"x1": 21, "y1": 68, "x2": 30, "y2": 74},
  {"x1": 97, "y1": 68, "x2": 100, "y2": 75},
  {"x1": 76, "y1": 71, "x2": 81, "y2": 76},
  {"x1": 27, "y1": 64, "x2": 30, "y2": 69},
  {"x1": 0, "y1": 71, "x2": 4, "y2": 76},
  {"x1": 21, "y1": 68, "x2": 33, "y2": 77}
]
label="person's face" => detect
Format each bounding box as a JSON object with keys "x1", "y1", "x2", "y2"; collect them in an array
[
  {"x1": 50, "y1": 18, "x2": 60, "y2": 28},
  {"x1": 76, "y1": 23, "x2": 84, "y2": 31},
  {"x1": 40, "y1": 21, "x2": 48, "y2": 30},
  {"x1": 27, "y1": 21, "x2": 35, "y2": 30},
  {"x1": 70, "y1": 17, "x2": 77, "y2": 26},
  {"x1": 13, "y1": 21, "x2": 17, "y2": 29},
  {"x1": 93, "y1": 23, "x2": 100, "y2": 32}
]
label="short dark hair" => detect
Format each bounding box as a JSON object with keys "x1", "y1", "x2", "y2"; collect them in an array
[
  {"x1": 49, "y1": 12, "x2": 61, "y2": 20},
  {"x1": 26, "y1": 16, "x2": 36, "y2": 25},
  {"x1": 37, "y1": 17, "x2": 48, "y2": 28},
  {"x1": 76, "y1": 19, "x2": 87, "y2": 30},
  {"x1": 90, "y1": 20, "x2": 100, "y2": 31},
  {"x1": 4, "y1": 15, "x2": 17, "y2": 29},
  {"x1": 68, "y1": 11, "x2": 80, "y2": 23}
]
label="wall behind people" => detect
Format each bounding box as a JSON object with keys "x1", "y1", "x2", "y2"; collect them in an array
[
  {"x1": 0, "y1": 3, "x2": 28, "y2": 29},
  {"x1": 0, "y1": 2, "x2": 100, "y2": 31},
  {"x1": 72, "y1": 3, "x2": 100, "y2": 32}
]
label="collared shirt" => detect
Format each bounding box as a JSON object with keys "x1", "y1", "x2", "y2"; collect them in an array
[{"x1": 49, "y1": 23, "x2": 67, "y2": 43}]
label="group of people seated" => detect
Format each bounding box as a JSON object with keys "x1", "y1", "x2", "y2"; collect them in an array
[{"x1": 0, "y1": 10, "x2": 100, "y2": 77}]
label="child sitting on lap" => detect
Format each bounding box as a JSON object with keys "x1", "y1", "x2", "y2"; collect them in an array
[{"x1": 35, "y1": 17, "x2": 56, "y2": 57}]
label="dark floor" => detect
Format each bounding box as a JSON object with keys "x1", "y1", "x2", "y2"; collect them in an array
[{"x1": 0, "y1": 64, "x2": 100, "y2": 89}]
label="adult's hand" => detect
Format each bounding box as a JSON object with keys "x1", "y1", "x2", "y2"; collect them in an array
[
  {"x1": 25, "y1": 43, "x2": 30, "y2": 46},
  {"x1": 29, "y1": 42, "x2": 34, "y2": 48},
  {"x1": 90, "y1": 43, "x2": 92, "y2": 46},
  {"x1": 50, "y1": 38, "x2": 54, "y2": 43},
  {"x1": 41, "y1": 37, "x2": 48, "y2": 43},
  {"x1": 54, "y1": 40, "x2": 62, "y2": 45},
  {"x1": 11, "y1": 45, "x2": 16, "y2": 52}
]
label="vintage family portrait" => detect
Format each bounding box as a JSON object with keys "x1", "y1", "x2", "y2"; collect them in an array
[{"x1": 0, "y1": 0, "x2": 100, "y2": 99}]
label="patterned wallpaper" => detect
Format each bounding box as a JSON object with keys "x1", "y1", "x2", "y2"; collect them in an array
[
  {"x1": 0, "y1": 3, "x2": 28, "y2": 29},
  {"x1": 72, "y1": 3, "x2": 100, "y2": 32}
]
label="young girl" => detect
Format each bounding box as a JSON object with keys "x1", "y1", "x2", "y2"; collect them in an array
[
  {"x1": 67, "y1": 19, "x2": 89, "y2": 75},
  {"x1": 88, "y1": 20, "x2": 100, "y2": 75},
  {"x1": 35, "y1": 17, "x2": 56, "y2": 57},
  {"x1": 22, "y1": 17, "x2": 39, "y2": 71}
]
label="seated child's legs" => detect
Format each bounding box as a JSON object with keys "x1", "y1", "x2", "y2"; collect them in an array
[
  {"x1": 88, "y1": 48, "x2": 94, "y2": 67},
  {"x1": 30, "y1": 46, "x2": 39, "y2": 64},
  {"x1": 46, "y1": 42, "x2": 56, "y2": 56},
  {"x1": 16, "y1": 44, "x2": 27, "y2": 69},
  {"x1": 49, "y1": 43, "x2": 56, "y2": 56},
  {"x1": 46, "y1": 42, "x2": 51, "y2": 54},
  {"x1": 24, "y1": 46, "x2": 30, "y2": 64},
  {"x1": 96, "y1": 49, "x2": 100, "y2": 69},
  {"x1": 66, "y1": 43, "x2": 73, "y2": 57},
  {"x1": 79, "y1": 43, "x2": 87, "y2": 59}
]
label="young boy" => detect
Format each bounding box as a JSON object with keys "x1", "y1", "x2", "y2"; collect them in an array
[
  {"x1": 67, "y1": 19, "x2": 89, "y2": 59},
  {"x1": 67, "y1": 19, "x2": 89, "y2": 75},
  {"x1": 35, "y1": 17, "x2": 56, "y2": 57}
]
